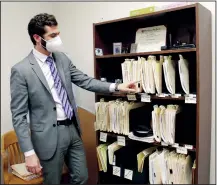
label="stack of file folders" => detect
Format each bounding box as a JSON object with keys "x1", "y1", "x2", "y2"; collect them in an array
[
  {"x1": 95, "y1": 99, "x2": 145, "y2": 135},
  {"x1": 121, "y1": 58, "x2": 143, "y2": 92},
  {"x1": 152, "y1": 104, "x2": 181, "y2": 144},
  {"x1": 97, "y1": 143, "x2": 156, "y2": 184},
  {"x1": 149, "y1": 148, "x2": 193, "y2": 184},
  {"x1": 97, "y1": 144, "x2": 109, "y2": 172},
  {"x1": 121, "y1": 54, "x2": 190, "y2": 95},
  {"x1": 97, "y1": 143, "x2": 194, "y2": 184}
]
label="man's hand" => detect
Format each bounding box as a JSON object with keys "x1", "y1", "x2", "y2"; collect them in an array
[
  {"x1": 25, "y1": 154, "x2": 42, "y2": 175},
  {"x1": 117, "y1": 82, "x2": 137, "y2": 93}
]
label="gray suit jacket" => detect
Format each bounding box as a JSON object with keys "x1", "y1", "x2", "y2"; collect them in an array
[{"x1": 10, "y1": 51, "x2": 111, "y2": 160}]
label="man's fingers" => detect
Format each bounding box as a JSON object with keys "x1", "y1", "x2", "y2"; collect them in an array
[
  {"x1": 31, "y1": 167, "x2": 36, "y2": 174},
  {"x1": 129, "y1": 81, "x2": 140, "y2": 85},
  {"x1": 27, "y1": 166, "x2": 39, "y2": 174},
  {"x1": 26, "y1": 166, "x2": 31, "y2": 173},
  {"x1": 126, "y1": 88, "x2": 136, "y2": 93},
  {"x1": 38, "y1": 170, "x2": 43, "y2": 176},
  {"x1": 35, "y1": 166, "x2": 42, "y2": 174}
]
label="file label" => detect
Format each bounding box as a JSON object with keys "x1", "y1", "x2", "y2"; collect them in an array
[
  {"x1": 124, "y1": 169, "x2": 133, "y2": 180},
  {"x1": 172, "y1": 143, "x2": 179, "y2": 148},
  {"x1": 185, "y1": 96, "x2": 196, "y2": 104},
  {"x1": 117, "y1": 136, "x2": 126, "y2": 146},
  {"x1": 176, "y1": 147, "x2": 188, "y2": 154},
  {"x1": 100, "y1": 132, "x2": 107, "y2": 142},
  {"x1": 127, "y1": 94, "x2": 137, "y2": 101},
  {"x1": 161, "y1": 141, "x2": 168, "y2": 146},
  {"x1": 185, "y1": 144, "x2": 193, "y2": 150},
  {"x1": 156, "y1": 93, "x2": 168, "y2": 97},
  {"x1": 113, "y1": 166, "x2": 121, "y2": 177},
  {"x1": 171, "y1": 94, "x2": 181, "y2": 98},
  {"x1": 141, "y1": 94, "x2": 151, "y2": 102}
]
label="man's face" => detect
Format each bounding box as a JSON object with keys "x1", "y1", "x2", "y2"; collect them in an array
[
  {"x1": 43, "y1": 25, "x2": 60, "y2": 41},
  {"x1": 33, "y1": 25, "x2": 60, "y2": 46}
]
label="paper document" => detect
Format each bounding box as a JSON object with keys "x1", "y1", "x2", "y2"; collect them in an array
[{"x1": 135, "y1": 25, "x2": 167, "y2": 52}]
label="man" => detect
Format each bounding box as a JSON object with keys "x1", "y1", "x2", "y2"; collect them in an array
[{"x1": 10, "y1": 13, "x2": 137, "y2": 184}]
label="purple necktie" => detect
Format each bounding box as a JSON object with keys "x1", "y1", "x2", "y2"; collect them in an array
[{"x1": 46, "y1": 56, "x2": 73, "y2": 120}]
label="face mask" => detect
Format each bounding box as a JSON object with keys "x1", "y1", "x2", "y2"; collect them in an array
[{"x1": 40, "y1": 36, "x2": 64, "y2": 52}]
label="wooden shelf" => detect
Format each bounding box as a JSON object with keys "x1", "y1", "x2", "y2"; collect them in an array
[
  {"x1": 94, "y1": 3, "x2": 197, "y2": 26},
  {"x1": 96, "y1": 93, "x2": 186, "y2": 101},
  {"x1": 97, "y1": 131, "x2": 196, "y2": 152},
  {"x1": 95, "y1": 48, "x2": 196, "y2": 59}
]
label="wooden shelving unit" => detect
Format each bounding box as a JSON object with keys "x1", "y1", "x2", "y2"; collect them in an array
[
  {"x1": 96, "y1": 93, "x2": 186, "y2": 101},
  {"x1": 93, "y1": 3, "x2": 212, "y2": 184},
  {"x1": 95, "y1": 48, "x2": 196, "y2": 59}
]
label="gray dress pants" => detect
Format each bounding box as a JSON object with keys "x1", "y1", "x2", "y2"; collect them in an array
[{"x1": 40, "y1": 123, "x2": 88, "y2": 184}]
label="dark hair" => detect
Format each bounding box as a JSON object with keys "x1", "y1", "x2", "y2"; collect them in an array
[{"x1": 28, "y1": 13, "x2": 58, "y2": 45}]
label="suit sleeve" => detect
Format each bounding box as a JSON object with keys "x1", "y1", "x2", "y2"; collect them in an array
[
  {"x1": 67, "y1": 56, "x2": 112, "y2": 93},
  {"x1": 10, "y1": 67, "x2": 34, "y2": 153}
]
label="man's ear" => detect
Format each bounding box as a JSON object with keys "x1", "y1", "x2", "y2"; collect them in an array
[{"x1": 33, "y1": 34, "x2": 41, "y2": 44}]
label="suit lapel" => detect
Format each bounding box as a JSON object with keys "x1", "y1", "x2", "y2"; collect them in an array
[{"x1": 28, "y1": 51, "x2": 52, "y2": 95}]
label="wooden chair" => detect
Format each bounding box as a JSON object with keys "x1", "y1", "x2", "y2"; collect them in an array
[
  {"x1": 1, "y1": 130, "x2": 43, "y2": 184},
  {"x1": 2, "y1": 107, "x2": 96, "y2": 184},
  {"x1": 78, "y1": 107, "x2": 98, "y2": 184}
]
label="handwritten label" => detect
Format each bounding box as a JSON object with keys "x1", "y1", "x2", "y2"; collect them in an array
[
  {"x1": 172, "y1": 143, "x2": 179, "y2": 148},
  {"x1": 189, "y1": 94, "x2": 197, "y2": 98},
  {"x1": 171, "y1": 94, "x2": 182, "y2": 98},
  {"x1": 124, "y1": 169, "x2": 133, "y2": 180},
  {"x1": 185, "y1": 144, "x2": 193, "y2": 150},
  {"x1": 156, "y1": 93, "x2": 168, "y2": 97},
  {"x1": 161, "y1": 141, "x2": 168, "y2": 146},
  {"x1": 127, "y1": 94, "x2": 137, "y2": 101},
  {"x1": 176, "y1": 147, "x2": 188, "y2": 154},
  {"x1": 99, "y1": 132, "x2": 107, "y2": 142},
  {"x1": 141, "y1": 94, "x2": 151, "y2": 102},
  {"x1": 113, "y1": 166, "x2": 121, "y2": 177},
  {"x1": 117, "y1": 136, "x2": 126, "y2": 146},
  {"x1": 185, "y1": 96, "x2": 196, "y2": 104}
]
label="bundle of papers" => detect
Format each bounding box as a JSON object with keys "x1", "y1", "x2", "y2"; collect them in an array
[
  {"x1": 121, "y1": 58, "x2": 142, "y2": 92},
  {"x1": 95, "y1": 99, "x2": 144, "y2": 135},
  {"x1": 11, "y1": 163, "x2": 41, "y2": 181},
  {"x1": 163, "y1": 56, "x2": 176, "y2": 94},
  {"x1": 178, "y1": 54, "x2": 190, "y2": 94},
  {"x1": 97, "y1": 144, "x2": 109, "y2": 172},
  {"x1": 137, "y1": 147, "x2": 157, "y2": 172},
  {"x1": 141, "y1": 56, "x2": 156, "y2": 94},
  {"x1": 121, "y1": 54, "x2": 190, "y2": 96},
  {"x1": 152, "y1": 104, "x2": 181, "y2": 144},
  {"x1": 108, "y1": 142, "x2": 123, "y2": 165},
  {"x1": 149, "y1": 149, "x2": 193, "y2": 184}
]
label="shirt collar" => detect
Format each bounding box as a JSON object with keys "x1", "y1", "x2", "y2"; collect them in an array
[{"x1": 32, "y1": 48, "x2": 52, "y2": 63}]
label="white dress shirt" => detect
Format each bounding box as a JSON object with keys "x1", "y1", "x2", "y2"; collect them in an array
[{"x1": 24, "y1": 48, "x2": 116, "y2": 157}]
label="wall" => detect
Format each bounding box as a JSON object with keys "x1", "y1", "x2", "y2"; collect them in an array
[
  {"x1": 52, "y1": 2, "x2": 215, "y2": 183},
  {"x1": 1, "y1": 2, "x2": 54, "y2": 134}
]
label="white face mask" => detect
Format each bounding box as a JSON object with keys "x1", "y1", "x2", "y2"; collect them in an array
[{"x1": 41, "y1": 36, "x2": 64, "y2": 52}]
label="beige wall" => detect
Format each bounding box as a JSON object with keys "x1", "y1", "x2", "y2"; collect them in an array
[
  {"x1": 1, "y1": 2, "x2": 54, "y2": 134},
  {"x1": 1, "y1": 2, "x2": 215, "y2": 183}
]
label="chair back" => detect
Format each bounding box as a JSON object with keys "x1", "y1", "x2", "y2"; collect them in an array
[
  {"x1": 2, "y1": 130, "x2": 25, "y2": 166},
  {"x1": 78, "y1": 107, "x2": 98, "y2": 184}
]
